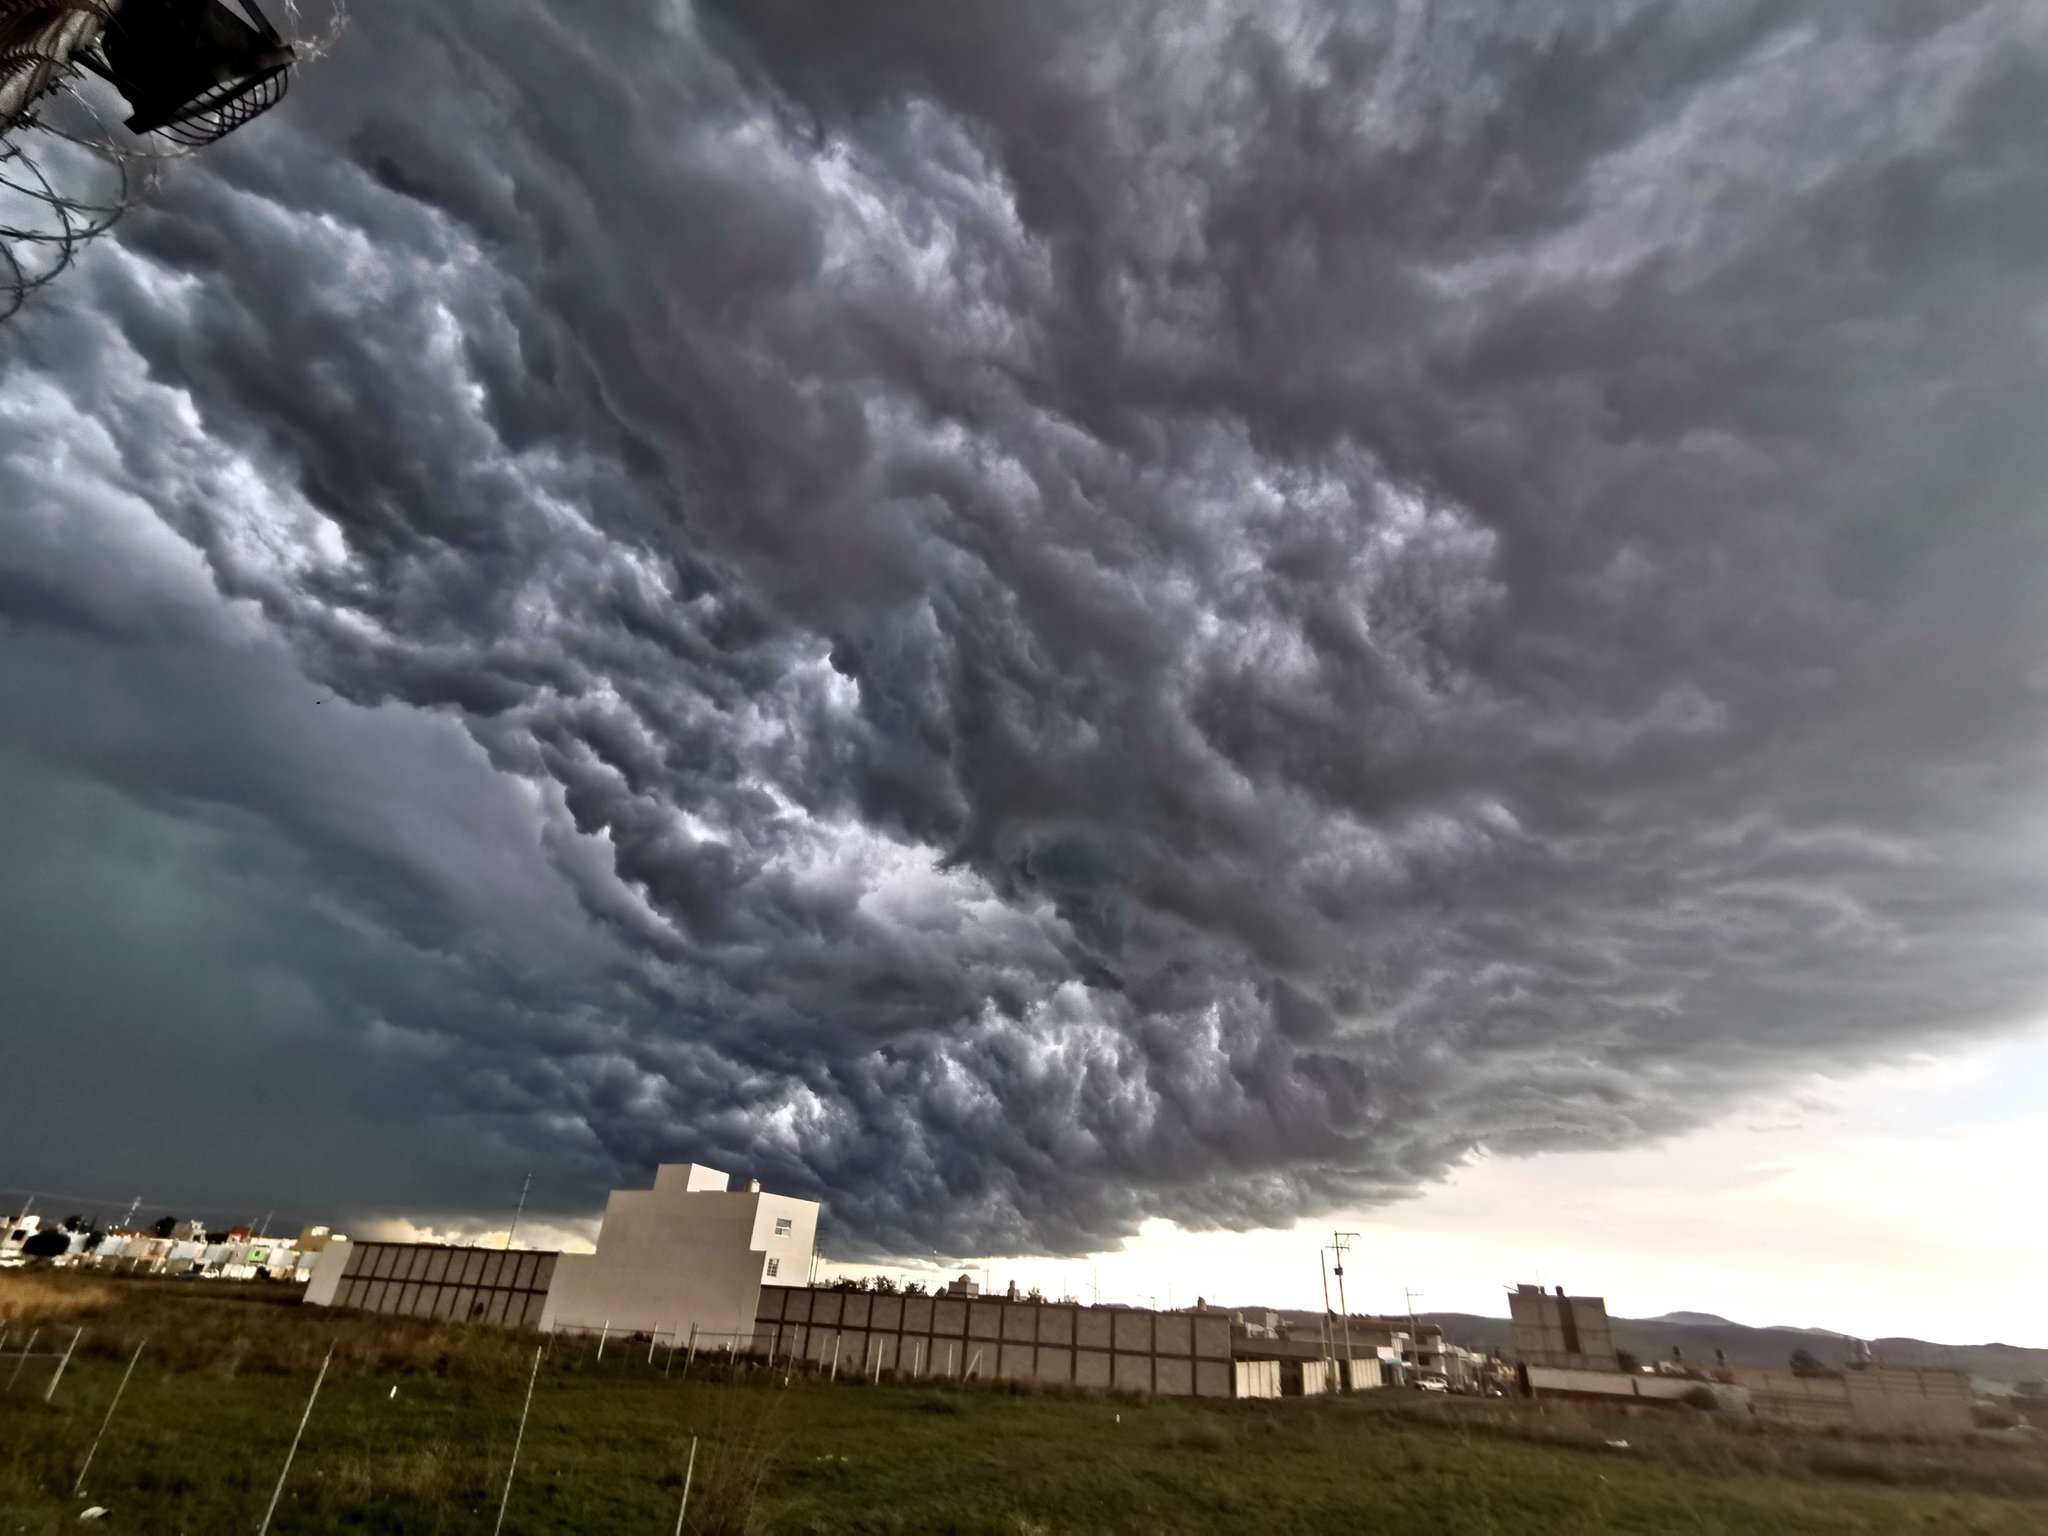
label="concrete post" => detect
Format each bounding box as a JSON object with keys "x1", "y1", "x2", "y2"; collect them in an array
[
  {"x1": 670, "y1": 1436, "x2": 697, "y2": 1536},
  {"x1": 45, "y1": 1327, "x2": 83, "y2": 1403},
  {"x1": 73, "y1": 1340, "x2": 146, "y2": 1497},
  {"x1": 257, "y1": 1345, "x2": 332, "y2": 1535},
  {"x1": 5, "y1": 1328, "x2": 38, "y2": 1392},
  {"x1": 491, "y1": 1346, "x2": 543, "y2": 1536}
]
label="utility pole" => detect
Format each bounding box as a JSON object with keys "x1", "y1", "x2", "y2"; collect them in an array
[
  {"x1": 1318, "y1": 1251, "x2": 1335, "y2": 1374},
  {"x1": 505, "y1": 1173, "x2": 532, "y2": 1251},
  {"x1": 118, "y1": 1196, "x2": 140, "y2": 1233},
  {"x1": 1405, "y1": 1286, "x2": 1424, "y2": 1381},
  {"x1": 1331, "y1": 1232, "x2": 1358, "y2": 1385}
]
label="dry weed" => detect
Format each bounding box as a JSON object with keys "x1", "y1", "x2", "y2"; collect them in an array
[{"x1": 0, "y1": 1272, "x2": 117, "y2": 1324}]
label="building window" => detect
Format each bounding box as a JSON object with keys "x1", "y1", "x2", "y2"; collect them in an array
[
  {"x1": 775, "y1": 1217, "x2": 792, "y2": 1236},
  {"x1": 766, "y1": 1259, "x2": 780, "y2": 1277}
]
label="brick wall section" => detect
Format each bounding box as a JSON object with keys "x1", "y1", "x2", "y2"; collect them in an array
[{"x1": 754, "y1": 1287, "x2": 1235, "y2": 1398}]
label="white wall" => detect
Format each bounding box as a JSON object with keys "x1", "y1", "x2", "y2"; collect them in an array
[
  {"x1": 1343, "y1": 1357, "x2": 1385, "y2": 1390},
  {"x1": 303, "y1": 1239, "x2": 352, "y2": 1307}
]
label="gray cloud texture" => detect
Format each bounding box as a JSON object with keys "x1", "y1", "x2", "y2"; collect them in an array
[{"x1": 5, "y1": 0, "x2": 2048, "y2": 1254}]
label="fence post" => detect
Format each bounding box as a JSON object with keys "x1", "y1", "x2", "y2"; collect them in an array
[
  {"x1": 684, "y1": 1325, "x2": 697, "y2": 1378},
  {"x1": 256, "y1": 1344, "x2": 332, "y2": 1536},
  {"x1": 492, "y1": 1345, "x2": 543, "y2": 1536},
  {"x1": 872, "y1": 1343, "x2": 882, "y2": 1385},
  {"x1": 829, "y1": 1336, "x2": 841, "y2": 1383},
  {"x1": 967, "y1": 1347, "x2": 982, "y2": 1381},
  {"x1": 596, "y1": 1320, "x2": 610, "y2": 1363},
  {"x1": 45, "y1": 1327, "x2": 83, "y2": 1403},
  {"x1": 72, "y1": 1339, "x2": 145, "y2": 1497},
  {"x1": 913, "y1": 1341, "x2": 924, "y2": 1378},
  {"x1": 670, "y1": 1435, "x2": 698, "y2": 1536},
  {"x1": 5, "y1": 1327, "x2": 38, "y2": 1392}
]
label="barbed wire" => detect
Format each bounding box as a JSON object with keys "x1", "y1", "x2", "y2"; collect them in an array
[{"x1": 0, "y1": 0, "x2": 346, "y2": 322}]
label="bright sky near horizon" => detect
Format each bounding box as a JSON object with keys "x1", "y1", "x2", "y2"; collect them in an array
[{"x1": 805, "y1": 1030, "x2": 2048, "y2": 1347}]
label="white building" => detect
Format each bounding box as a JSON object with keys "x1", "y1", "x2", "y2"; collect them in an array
[
  {"x1": 307, "y1": 1163, "x2": 818, "y2": 1348},
  {"x1": 539, "y1": 1164, "x2": 816, "y2": 1342}
]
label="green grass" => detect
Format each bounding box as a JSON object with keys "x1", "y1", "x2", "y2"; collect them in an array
[{"x1": 2, "y1": 1274, "x2": 2045, "y2": 1533}]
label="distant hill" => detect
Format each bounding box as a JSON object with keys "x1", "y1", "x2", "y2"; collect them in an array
[{"x1": 1649, "y1": 1311, "x2": 1735, "y2": 1327}]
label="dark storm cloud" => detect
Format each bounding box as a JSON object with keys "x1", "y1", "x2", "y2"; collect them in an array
[{"x1": 5, "y1": 0, "x2": 2048, "y2": 1255}]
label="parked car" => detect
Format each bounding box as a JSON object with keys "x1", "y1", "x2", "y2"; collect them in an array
[{"x1": 1416, "y1": 1376, "x2": 1450, "y2": 1393}]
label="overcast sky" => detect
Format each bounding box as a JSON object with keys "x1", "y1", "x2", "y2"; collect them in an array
[{"x1": 4, "y1": 1, "x2": 2047, "y2": 1340}]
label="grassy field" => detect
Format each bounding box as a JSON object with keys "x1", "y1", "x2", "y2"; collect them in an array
[{"x1": 2, "y1": 1274, "x2": 2045, "y2": 1533}]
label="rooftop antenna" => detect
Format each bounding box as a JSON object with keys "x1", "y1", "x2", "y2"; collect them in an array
[{"x1": 504, "y1": 1172, "x2": 532, "y2": 1251}]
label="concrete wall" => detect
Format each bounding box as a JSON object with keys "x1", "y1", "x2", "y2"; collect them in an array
[
  {"x1": 304, "y1": 1239, "x2": 352, "y2": 1307},
  {"x1": 1528, "y1": 1365, "x2": 1747, "y2": 1412},
  {"x1": 1843, "y1": 1367, "x2": 1974, "y2": 1434},
  {"x1": 1235, "y1": 1360, "x2": 1281, "y2": 1399},
  {"x1": 317, "y1": 1241, "x2": 559, "y2": 1328},
  {"x1": 1730, "y1": 1366, "x2": 1973, "y2": 1434},
  {"x1": 754, "y1": 1288, "x2": 1235, "y2": 1398},
  {"x1": 1293, "y1": 1358, "x2": 1335, "y2": 1396},
  {"x1": 1529, "y1": 1363, "x2": 1969, "y2": 1431},
  {"x1": 1342, "y1": 1357, "x2": 1385, "y2": 1390}
]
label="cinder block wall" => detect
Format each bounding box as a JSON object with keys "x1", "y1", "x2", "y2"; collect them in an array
[
  {"x1": 754, "y1": 1288, "x2": 1236, "y2": 1398},
  {"x1": 319, "y1": 1242, "x2": 559, "y2": 1328}
]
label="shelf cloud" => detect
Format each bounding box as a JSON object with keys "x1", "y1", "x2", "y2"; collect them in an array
[{"x1": 5, "y1": 1, "x2": 2048, "y2": 1256}]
